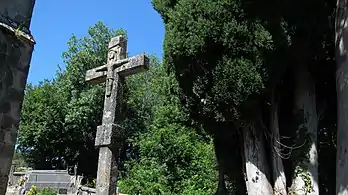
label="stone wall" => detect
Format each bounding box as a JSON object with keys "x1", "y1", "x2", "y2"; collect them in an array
[{"x1": 0, "y1": 1, "x2": 36, "y2": 195}]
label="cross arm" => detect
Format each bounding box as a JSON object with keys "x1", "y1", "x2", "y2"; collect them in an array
[
  {"x1": 85, "y1": 64, "x2": 108, "y2": 84},
  {"x1": 85, "y1": 54, "x2": 150, "y2": 84},
  {"x1": 116, "y1": 53, "x2": 149, "y2": 77}
]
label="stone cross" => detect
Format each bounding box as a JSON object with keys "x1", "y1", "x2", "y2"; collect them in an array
[{"x1": 85, "y1": 35, "x2": 149, "y2": 195}]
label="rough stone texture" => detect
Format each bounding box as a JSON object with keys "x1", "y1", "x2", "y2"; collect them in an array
[
  {"x1": 95, "y1": 124, "x2": 124, "y2": 147},
  {"x1": 0, "y1": 0, "x2": 35, "y2": 34},
  {"x1": 85, "y1": 35, "x2": 149, "y2": 195},
  {"x1": 0, "y1": 1, "x2": 35, "y2": 195},
  {"x1": 85, "y1": 53, "x2": 149, "y2": 85}
]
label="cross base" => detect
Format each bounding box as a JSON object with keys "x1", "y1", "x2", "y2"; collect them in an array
[
  {"x1": 96, "y1": 147, "x2": 119, "y2": 195},
  {"x1": 95, "y1": 123, "x2": 124, "y2": 195}
]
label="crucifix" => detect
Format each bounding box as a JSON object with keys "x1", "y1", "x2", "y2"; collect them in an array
[{"x1": 85, "y1": 35, "x2": 149, "y2": 195}]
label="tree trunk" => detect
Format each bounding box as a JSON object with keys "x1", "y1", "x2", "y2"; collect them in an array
[
  {"x1": 213, "y1": 138, "x2": 229, "y2": 195},
  {"x1": 270, "y1": 94, "x2": 287, "y2": 195},
  {"x1": 215, "y1": 165, "x2": 229, "y2": 195},
  {"x1": 290, "y1": 65, "x2": 319, "y2": 195},
  {"x1": 335, "y1": 1, "x2": 348, "y2": 194},
  {"x1": 243, "y1": 123, "x2": 273, "y2": 195},
  {"x1": 212, "y1": 128, "x2": 246, "y2": 195}
]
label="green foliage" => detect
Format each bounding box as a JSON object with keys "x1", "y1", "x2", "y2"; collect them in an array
[
  {"x1": 16, "y1": 168, "x2": 26, "y2": 172},
  {"x1": 84, "y1": 178, "x2": 96, "y2": 188},
  {"x1": 119, "y1": 124, "x2": 216, "y2": 195},
  {"x1": 27, "y1": 186, "x2": 57, "y2": 195},
  {"x1": 118, "y1": 64, "x2": 217, "y2": 194},
  {"x1": 152, "y1": 0, "x2": 273, "y2": 129},
  {"x1": 12, "y1": 151, "x2": 28, "y2": 168},
  {"x1": 27, "y1": 186, "x2": 38, "y2": 195},
  {"x1": 38, "y1": 188, "x2": 57, "y2": 195},
  {"x1": 18, "y1": 176, "x2": 28, "y2": 186},
  {"x1": 19, "y1": 80, "x2": 64, "y2": 168}
]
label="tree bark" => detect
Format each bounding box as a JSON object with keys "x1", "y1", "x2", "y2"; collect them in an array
[
  {"x1": 243, "y1": 123, "x2": 273, "y2": 195},
  {"x1": 215, "y1": 165, "x2": 229, "y2": 195},
  {"x1": 290, "y1": 65, "x2": 319, "y2": 195},
  {"x1": 270, "y1": 94, "x2": 287, "y2": 195},
  {"x1": 335, "y1": 1, "x2": 348, "y2": 194},
  {"x1": 213, "y1": 138, "x2": 229, "y2": 195}
]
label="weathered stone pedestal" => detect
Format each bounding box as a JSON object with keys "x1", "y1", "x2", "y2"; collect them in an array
[{"x1": 0, "y1": 1, "x2": 36, "y2": 194}]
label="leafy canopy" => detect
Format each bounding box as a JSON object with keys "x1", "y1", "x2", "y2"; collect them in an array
[
  {"x1": 152, "y1": 0, "x2": 273, "y2": 130},
  {"x1": 118, "y1": 64, "x2": 217, "y2": 195}
]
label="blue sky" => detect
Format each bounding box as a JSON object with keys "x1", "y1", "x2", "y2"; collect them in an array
[{"x1": 27, "y1": 0, "x2": 165, "y2": 85}]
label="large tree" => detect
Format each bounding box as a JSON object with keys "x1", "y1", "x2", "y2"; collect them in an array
[
  {"x1": 152, "y1": 0, "x2": 336, "y2": 194},
  {"x1": 153, "y1": 0, "x2": 274, "y2": 193}
]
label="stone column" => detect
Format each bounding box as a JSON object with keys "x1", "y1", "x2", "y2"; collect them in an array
[{"x1": 0, "y1": 1, "x2": 36, "y2": 194}]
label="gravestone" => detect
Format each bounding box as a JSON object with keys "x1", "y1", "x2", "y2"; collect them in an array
[
  {"x1": 23, "y1": 170, "x2": 78, "y2": 195},
  {"x1": 0, "y1": 1, "x2": 36, "y2": 195},
  {"x1": 85, "y1": 35, "x2": 149, "y2": 195}
]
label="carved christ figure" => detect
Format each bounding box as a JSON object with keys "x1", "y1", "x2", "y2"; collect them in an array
[{"x1": 104, "y1": 36, "x2": 127, "y2": 97}]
